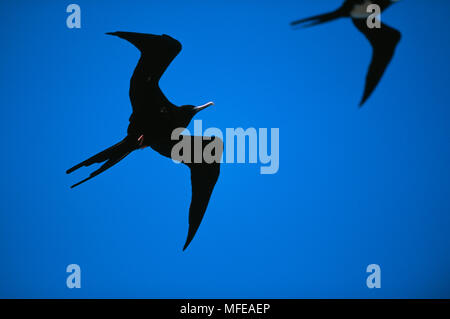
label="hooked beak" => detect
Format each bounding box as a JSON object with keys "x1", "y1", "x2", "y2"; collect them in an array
[{"x1": 194, "y1": 101, "x2": 214, "y2": 112}]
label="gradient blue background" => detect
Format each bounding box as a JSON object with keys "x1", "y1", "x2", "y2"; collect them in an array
[{"x1": 1, "y1": 0, "x2": 449, "y2": 298}]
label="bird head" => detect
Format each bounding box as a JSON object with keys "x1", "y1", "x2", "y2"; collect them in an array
[{"x1": 180, "y1": 101, "x2": 214, "y2": 117}]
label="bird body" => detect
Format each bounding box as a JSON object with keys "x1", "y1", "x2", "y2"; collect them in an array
[
  {"x1": 291, "y1": 0, "x2": 401, "y2": 106},
  {"x1": 67, "y1": 32, "x2": 221, "y2": 250}
]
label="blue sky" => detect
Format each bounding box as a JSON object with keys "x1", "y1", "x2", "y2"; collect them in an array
[{"x1": 1, "y1": 0, "x2": 450, "y2": 298}]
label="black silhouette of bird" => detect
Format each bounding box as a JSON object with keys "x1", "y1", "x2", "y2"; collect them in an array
[
  {"x1": 67, "y1": 32, "x2": 223, "y2": 250},
  {"x1": 291, "y1": 0, "x2": 401, "y2": 106}
]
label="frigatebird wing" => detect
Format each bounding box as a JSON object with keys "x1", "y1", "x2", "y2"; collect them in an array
[
  {"x1": 183, "y1": 159, "x2": 221, "y2": 250},
  {"x1": 290, "y1": 9, "x2": 346, "y2": 28},
  {"x1": 352, "y1": 19, "x2": 401, "y2": 106},
  {"x1": 149, "y1": 135, "x2": 223, "y2": 250},
  {"x1": 160, "y1": 135, "x2": 222, "y2": 250},
  {"x1": 182, "y1": 136, "x2": 223, "y2": 250},
  {"x1": 290, "y1": 0, "x2": 359, "y2": 28},
  {"x1": 107, "y1": 31, "x2": 181, "y2": 82},
  {"x1": 106, "y1": 31, "x2": 181, "y2": 112}
]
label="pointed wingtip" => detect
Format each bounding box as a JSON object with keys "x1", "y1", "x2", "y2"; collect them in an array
[
  {"x1": 290, "y1": 21, "x2": 307, "y2": 29},
  {"x1": 182, "y1": 227, "x2": 197, "y2": 251},
  {"x1": 290, "y1": 18, "x2": 307, "y2": 27},
  {"x1": 182, "y1": 238, "x2": 192, "y2": 251},
  {"x1": 105, "y1": 32, "x2": 117, "y2": 36},
  {"x1": 358, "y1": 96, "x2": 369, "y2": 108}
]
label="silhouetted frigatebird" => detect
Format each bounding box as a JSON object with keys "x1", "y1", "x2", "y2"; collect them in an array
[
  {"x1": 291, "y1": 0, "x2": 401, "y2": 106},
  {"x1": 67, "y1": 32, "x2": 223, "y2": 250}
]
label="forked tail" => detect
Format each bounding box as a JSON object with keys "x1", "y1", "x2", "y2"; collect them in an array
[{"x1": 66, "y1": 136, "x2": 137, "y2": 188}]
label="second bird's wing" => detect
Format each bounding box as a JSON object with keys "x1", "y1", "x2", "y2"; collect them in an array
[
  {"x1": 290, "y1": 9, "x2": 346, "y2": 28},
  {"x1": 290, "y1": 0, "x2": 358, "y2": 28},
  {"x1": 352, "y1": 19, "x2": 401, "y2": 106}
]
